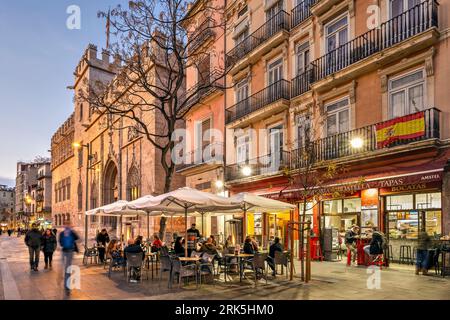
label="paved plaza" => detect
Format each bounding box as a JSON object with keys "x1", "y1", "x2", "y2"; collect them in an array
[{"x1": 0, "y1": 236, "x2": 448, "y2": 300}]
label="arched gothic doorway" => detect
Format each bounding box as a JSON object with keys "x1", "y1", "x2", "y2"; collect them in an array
[{"x1": 103, "y1": 161, "x2": 118, "y2": 230}]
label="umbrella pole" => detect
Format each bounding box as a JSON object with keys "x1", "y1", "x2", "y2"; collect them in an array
[
  {"x1": 119, "y1": 215, "x2": 123, "y2": 242},
  {"x1": 185, "y1": 207, "x2": 188, "y2": 258},
  {"x1": 147, "y1": 212, "x2": 150, "y2": 240},
  {"x1": 201, "y1": 212, "x2": 205, "y2": 237}
]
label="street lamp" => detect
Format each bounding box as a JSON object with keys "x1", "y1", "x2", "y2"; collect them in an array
[
  {"x1": 350, "y1": 137, "x2": 364, "y2": 149},
  {"x1": 241, "y1": 166, "x2": 252, "y2": 177},
  {"x1": 72, "y1": 141, "x2": 91, "y2": 249}
]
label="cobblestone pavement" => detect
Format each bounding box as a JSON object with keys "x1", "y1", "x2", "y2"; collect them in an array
[{"x1": 0, "y1": 235, "x2": 449, "y2": 300}]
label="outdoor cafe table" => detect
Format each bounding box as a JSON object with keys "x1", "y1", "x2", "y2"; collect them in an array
[
  {"x1": 178, "y1": 257, "x2": 201, "y2": 263},
  {"x1": 224, "y1": 253, "x2": 254, "y2": 283}
]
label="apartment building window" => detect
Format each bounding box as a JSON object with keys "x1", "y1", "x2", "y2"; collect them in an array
[
  {"x1": 326, "y1": 15, "x2": 348, "y2": 54},
  {"x1": 194, "y1": 118, "x2": 212, "y2": 160},
  {"x1": 236, "y1": 135, "x2": 250, "y2": 163},
  {"x1": 295, "y1": 113, "x2": 311, "y2": 150},
  {"x1": 390, "y1": 0, "x2": 421, "y2": 18},
  {"x1": 238, "y1": 5, "x2": 248, "y2": 18},
  {"x1": 388, "y1": 69, "x2": 425, "y2": 119},
  {"x1": 268, "y1": 58, "x2": 283, "y2": 85},
  {"x1": 268, "y1": 125, "x2": 284, "y2": 157},
  {"x1": 296, "y1": 42, "x2": 310, "y2": 76},
  {"x1": 326, "y1": 98, "x2": 350, "y2": 136},
  {"x1": 235, "y1": 29, "x2": 249, "y2": 46},
  {"x1": 235, "y1": 79, "x2": 249, "y2": 118},
  {"x1": 266, "y1": 0, "x2": 283, "y2": 21},
  {"x1": 197, "y1": 54, "x2": 211, "y2": 87}
]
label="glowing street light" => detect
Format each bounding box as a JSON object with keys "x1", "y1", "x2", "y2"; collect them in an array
[
  {"x1": 72, "y1": 142, "x2": 82, "y2": 149},
  {"x1": 215, "y1": 180, "x2": 224, "y2": 189},
  {"x1": 242, "y1": 166, "x2": 252, "y2": 176},
  {"x1": 350, "y1": 137, "x2": 364, "y2": 149}
]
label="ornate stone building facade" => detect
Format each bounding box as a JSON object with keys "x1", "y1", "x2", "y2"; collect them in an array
[{"x1": 51, "y1": 45, "x2": 186, "y2": 242}]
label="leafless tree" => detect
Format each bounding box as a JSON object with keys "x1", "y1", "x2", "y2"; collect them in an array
[
  {"x1": 81, "y1": 0, "x2": 229, "y2": 194},
  {"x1": 283, "y1": 106, "x2": 347, "y2": 280}
]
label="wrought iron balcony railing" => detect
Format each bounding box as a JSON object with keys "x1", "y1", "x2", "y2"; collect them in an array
[
  {"x1": 291, "y1": 108, "x2": 440, "y2": 169},
  {"x1": 311, "y1": 0, "x2": 438, "y2": 81},
  {"x1": 188, "y1": 18, "x2": 216, "y2": 53},
  {"x1": 291, "y1": 69, "x2": 314, "y2": 98},
  {"x1": 225, "y1": 11, "x2": 290, "y2": 68},
  {"x1": 291, "y1": 0, "x2": 438, "y2": 98},
  {"x1": 184, "y1": 69, "x2": 225, "y2": 109},
  {"x1": 177, "y1": 142, "x2": 224, "y2": 172},
  {"x1": 225, "y1": 150, "x2": 290, "y2": 182},
  {"x1": 291, "y1": 0, "x2": 318, "y2": 28},
  {"x1": 226, "y1": 79, "x2": 290, "y2": 124}
]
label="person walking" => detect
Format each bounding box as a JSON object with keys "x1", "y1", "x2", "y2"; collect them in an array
[
  {"x1": 416, "y1": 230, "x2": 431, "y2": 275},
  {"x1": 24, "y1": 223, "x2": 42, "y2": 271},
  {"x1": 41, "y1": 229, "x2": 57, "y2": 269},
  {"x1": 96, "y1": 228, "x2": 110, "y2": 263},
  {"x1": 59, "y1": 221, "x2": 80, "y2": 295}
]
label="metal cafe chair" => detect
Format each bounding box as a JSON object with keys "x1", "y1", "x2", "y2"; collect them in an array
[
  {"x1": 252, "y1": 253, "x2": 269, "y2": 287},
  {"x1": 274, "y1": 251, "x2": 289, "y2": 279},
  {"x1": 82, "y1": 244, "x2": 99, "y2": 266},
  {"x1": 171, "y1": 258, "x2": 198, "y2": 288},
  {"x1": 159, "y1": 255, "x2": 173, "y2": 288},
  {"x1": 198, "y1": 253, "x2": 215, "y2": 286},
  {"x1": 108, "y1": 254, "x2": 126, "y2": 278},
  {"x1": 125, "y1": 253, "x2": 147, "y2": 283}
]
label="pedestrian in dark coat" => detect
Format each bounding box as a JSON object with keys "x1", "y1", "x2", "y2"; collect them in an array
[
  {"x1": 25, "y1": 224, "x2": 42, "y2": 271},
  {"x1": 41, "y1": 229, "x2": 57, "y2": 269},
  {"x1": 96, "y1": 229, "x2": 110, "y2": 263}
]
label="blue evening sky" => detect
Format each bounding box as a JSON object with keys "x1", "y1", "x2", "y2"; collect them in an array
[{"x1": 0, "y1": 0, "x2": 127, "y2": 186}]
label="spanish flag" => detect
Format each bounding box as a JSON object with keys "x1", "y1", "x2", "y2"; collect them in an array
[{"x1": 376, "y1": 111, "x2": 425, "y2": 148}]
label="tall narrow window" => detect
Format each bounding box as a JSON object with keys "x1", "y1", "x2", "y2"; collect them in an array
[
  {"x1": 326, "y1": 98, "x2": 350, "y2": 136},
  {"x1": 268, "y1": 58, "x2": 283, "y2": 85},
  {"x1": 296, "y1": 42, "x2": 310, "y2": 76},
  {"x1": 388, "y1": 69, "x2": 425, "y2": 119},
  {"x1": 236, "y1": 135, "x2": 250, "y2": 163},
  {"x1": 235, "y1": 79, "x2": 249, "y2": 118},
  {"x1": 77, "y1": 182, "x2": 83, "y2": 211},
  {"x1": 197, "y1": 54, "x2": 211, "y2": 87}
]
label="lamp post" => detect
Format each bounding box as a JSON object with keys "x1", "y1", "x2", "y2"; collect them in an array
[{"x1": 72, "y1": 142, "x2": 92, "y2": 249}]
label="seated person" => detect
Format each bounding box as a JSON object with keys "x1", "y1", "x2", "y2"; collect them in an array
[
  {"x1": 124, "y1": 239, "x2": 145, "y2": 281},
  {"x1": 267, "y1": 237, "x2": 283, "y2": 276},
  {"x1": 210, "y1": 235, "x2": 217, "y2": 246},
  {"x1": 200, "y1": 237, "x2": 219, "y2": 256},
  {"x1": 224, "y1": 235, "x2": 233, "y2": 249},
  {"x1": 243, "y1": 236, "x2": 255, "y2": 254},
  {"x1": 107, "y1": 239, "x2": 125, "y2": 265},
  {"x1": 174, "y1": 236, "x2": 185, "y2": 257},
  {"x1": 151, "y1": 235, "x2": 163, "y2": 252}
]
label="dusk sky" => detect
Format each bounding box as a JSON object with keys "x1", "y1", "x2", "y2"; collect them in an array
[{"x1": 0, "y1": 0, "x2": 127, "y2": 186}]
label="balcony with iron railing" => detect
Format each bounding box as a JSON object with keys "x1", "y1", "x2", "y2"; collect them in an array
[
  {"x1": 188, "y1": 18, "x2": 216, "y2": 53},
  {"x1": 291, "y1": 0, "x2": 318, "y2": 29},
  {"x1": 291, "y1": 108, "x2": 440, "y2": 170},
  {"x1": 226, "y1": 79, "x2": 290, "y2": 125},
  {"x1": 225, "y1": 10, "x2": 290, "y2": 70},
  {"x1": 183, "y1": 69, "x2": 225, "y2": 110},
  {"x1": 225, "y1": 150, "x2": 290, "y2": 183},
  {"x1": 291, "y1": 0, "x2": 439, "y2": 98},
  {"x1": 176, "y1": 142, "x2": 224, "y2": 173}
]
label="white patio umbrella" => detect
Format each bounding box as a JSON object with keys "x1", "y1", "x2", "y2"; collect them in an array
[
  {"x1": 128, "y1": 187, "x2": 242, "y2": 256},
  {"x1": 85, "y1": 200, "x2": 147, "y2": 240},
  {"x1": 228, "y1": 192, "x2": 296, "y2": 212}
]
